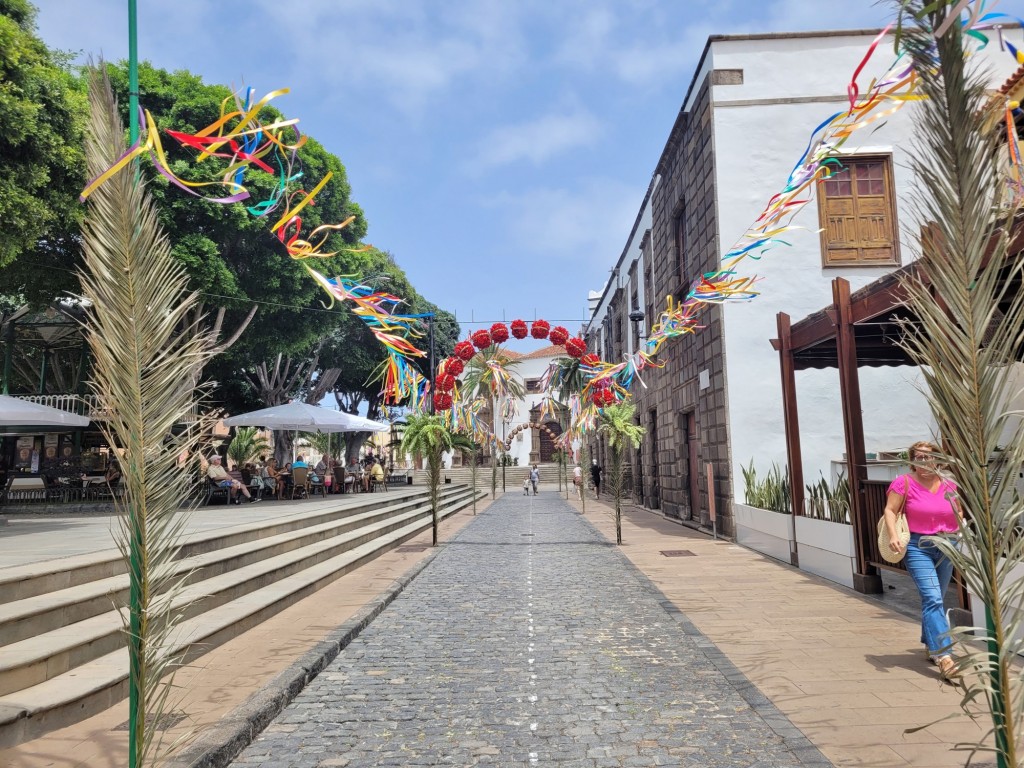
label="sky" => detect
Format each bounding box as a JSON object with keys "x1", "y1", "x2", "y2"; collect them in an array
[{"x1": 33, "y1": 0, "x2": 887, "y2": 338}]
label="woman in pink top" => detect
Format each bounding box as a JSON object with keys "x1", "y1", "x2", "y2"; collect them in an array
[{"x1": 882, "y1": 440, "x2": 964, "y2": 681}]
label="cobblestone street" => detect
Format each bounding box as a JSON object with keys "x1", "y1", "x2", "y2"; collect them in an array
[{"x1": 232, "y1": 491, "x2": 829, "y2": 767}]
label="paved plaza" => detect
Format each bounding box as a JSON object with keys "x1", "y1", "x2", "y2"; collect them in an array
[{"x1": 231, "y1": 491, "x2": 827, "y2": 768}]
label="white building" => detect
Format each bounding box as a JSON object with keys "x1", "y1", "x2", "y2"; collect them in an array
[{"x1": 586, "y1": 28, "x2": 1024, "y2": 532}]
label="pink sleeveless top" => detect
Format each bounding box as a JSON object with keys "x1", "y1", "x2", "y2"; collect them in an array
[{"x1": 886, "y1": 474, "x2": 959, "y2": 534}]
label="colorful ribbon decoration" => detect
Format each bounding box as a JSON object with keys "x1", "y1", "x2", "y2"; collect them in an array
[{"x1": 80, "y1": 85, "x2": 427, "y2": 405}]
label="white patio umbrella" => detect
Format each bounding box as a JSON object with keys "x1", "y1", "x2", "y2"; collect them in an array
[
  {"x1": 222, "y1": 402, "x2": 388, "y2": 462},
  {"x1": 0, "y1": 394, "x2": 91, "y2": 428}
]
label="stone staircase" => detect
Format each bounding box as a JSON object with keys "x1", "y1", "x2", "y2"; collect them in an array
[{"x1": 0, "y1": 483, "x2": 483, "y2": 748}]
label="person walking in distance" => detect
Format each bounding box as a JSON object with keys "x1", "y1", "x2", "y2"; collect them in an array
[
  {"x1": 881, "y1": 440, "x2": 964, "y2": 682},
  {"x1": 529, "y1": 464, "x2": 540, "y2": 496},
  {"x1": 572, "y1": 463, "x2": 583, "y2": 500},
  {"x1": 590, "y1": 459, "x2": 603, "y2": 500}
]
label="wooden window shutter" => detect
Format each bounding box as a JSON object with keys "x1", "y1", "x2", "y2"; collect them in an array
[{"x1": 818, "y1": 156, "x2": 899, "y2": 267}]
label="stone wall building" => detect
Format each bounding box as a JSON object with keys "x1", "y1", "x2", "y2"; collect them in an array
[{"x1": 585, "y1": 29, "x2": 1022, "y2": 538}]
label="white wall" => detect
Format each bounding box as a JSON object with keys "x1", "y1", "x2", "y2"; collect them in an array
[
  {"x1": 499, "y1": 350, "x2": 566, "y2": 467},
  {"x1": 710, "y1": 31, "x2": 1023, "y2": 498}
]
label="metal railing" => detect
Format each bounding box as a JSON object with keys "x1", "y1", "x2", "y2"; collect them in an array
[{"x1": 11, "y1": 394, "x2": 199, "y2": 423}]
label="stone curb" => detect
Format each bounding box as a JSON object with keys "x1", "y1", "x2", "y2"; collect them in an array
[
  {"x1": 575, "y1": 506, "x2": 836, "y2": 768},
  {"x1": 165, "y1": 546, "x2": 443, "y2": 768}
]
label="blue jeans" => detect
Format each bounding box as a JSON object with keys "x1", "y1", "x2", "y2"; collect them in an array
[{"x1": 904, "y1": 533, "x2": 956, "y2": 658}]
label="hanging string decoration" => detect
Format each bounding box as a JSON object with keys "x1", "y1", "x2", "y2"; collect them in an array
[{"x1": 79, "y1": 85, "x2": 429, "y2": 405}]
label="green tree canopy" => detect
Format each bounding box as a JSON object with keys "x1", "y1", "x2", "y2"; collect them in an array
[{"x1": 0, "y1": 0, "x2": 86, "y2": 280}]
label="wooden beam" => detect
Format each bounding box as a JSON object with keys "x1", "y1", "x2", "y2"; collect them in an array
[
  {"x1": 834, "y1": 277, "x2": 882, "y2": 594},
  {"x1": 776, "y1": 312, "x2": 803, "y2": 567}
]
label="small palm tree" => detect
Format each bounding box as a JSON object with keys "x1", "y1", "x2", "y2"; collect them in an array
[
  {"x1": 462, "y1": 345, "x2": 525, "y2": 497},
  {"x1": 227, "y1": 427, "x2": 271, "y2": 467},
  {"x1": 551, "y1": 358, "x2": 589, "y2": 514},
  {"x1": 598, "y1": 402, "x2": 645, "y2": 545},
  {"x1": 401, "y1": 413, "x2": 454, "y2": 545}
]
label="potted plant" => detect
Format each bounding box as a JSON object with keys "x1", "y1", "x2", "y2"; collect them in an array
[
  {"x1": 734, "y1": 461, "x2": 795, "y2": 563},
  {"x1": 795, "y1": 473, "x2": 856, "y2": 588}
]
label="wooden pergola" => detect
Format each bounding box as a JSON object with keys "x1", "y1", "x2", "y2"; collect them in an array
[{"x1": 772, "y1": 222, "x2": 1024, "y2": 594}]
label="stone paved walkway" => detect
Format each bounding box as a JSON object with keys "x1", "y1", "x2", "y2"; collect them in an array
[{"x1": 232, "y1": 491, "x2": 830, "y2": 767}]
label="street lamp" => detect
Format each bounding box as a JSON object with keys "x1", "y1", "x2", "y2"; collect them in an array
[{"x1": 629, "y1": 309, "x2": 646, "y2": 353}]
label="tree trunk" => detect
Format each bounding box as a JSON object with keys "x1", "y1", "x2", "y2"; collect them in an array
[
  {"x1": 612, "y1": 446, "x2": 622, "y2": 545},
  {"x1": 490, "y1": 395, "x2": 497, "y2": 499},
  {"x1": 428, "y1": 445, "x2": 441, "y2": 546},
  {"x1": 471, "y1": 448, "x2": 478, "y2": 514}
]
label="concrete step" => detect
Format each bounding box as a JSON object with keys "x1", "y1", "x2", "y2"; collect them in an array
[
  {"x1": 0, "y1": 489, "x2": 458, "y2": 646},
  {"x1": 0, "y1": 486, "x2": 438, "y2": 605},
  {"x1": 0, "y1": 486, "x2": 475, "y2": 695},
  {"x1": 0, "y1": 485, "x2": 485, "y2": 748}
]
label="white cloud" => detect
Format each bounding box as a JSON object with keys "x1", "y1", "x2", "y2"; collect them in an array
[
  {"x1": 469, "y1": 110, "x2": 603, "y2": 172},
  {"x1": 483, "y1": 178, "x2": 644, "y2": 263}
]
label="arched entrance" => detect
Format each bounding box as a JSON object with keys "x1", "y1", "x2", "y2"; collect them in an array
[{"x1": 538, "y1": 420, "x2": 563, "y2": 463}]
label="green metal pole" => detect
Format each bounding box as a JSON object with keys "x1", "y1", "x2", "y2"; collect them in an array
[
  {"x1": 126, "y1": 5, "x2": 142, "y2": 768},
  {"x1": 128, "y1": 0, "x2": 139, "y2": 147}
]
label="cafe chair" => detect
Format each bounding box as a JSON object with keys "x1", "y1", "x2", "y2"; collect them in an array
[{"x1": 290, "y1": 467, "x2": 309, "y2": 500}]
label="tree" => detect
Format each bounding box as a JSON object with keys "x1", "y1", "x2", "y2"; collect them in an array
[
  {"x1": 462, "y1": 345, "x2": 525, "y2": 498},
  {"x1": 893, "y1": 3, "x2": 1024, "y2": 764},
  {"x1": 0, "y1": 0, "x2": 86, "y2": 290},
  {"x1": 551, "y1": 357, "x2": 590, "y2": 514},
  {"x1": 312, "y1": 251, "x2": 460, "y2": 463},
  {"x1": 598, "y1": 402, "x2": 645, "y2": 545},
  {"x1": 400, "y1": 413, "x2": 453, "y2": 546},
  {"x1": 226, "y1": 427, "x2": 271, "y2": 467}
]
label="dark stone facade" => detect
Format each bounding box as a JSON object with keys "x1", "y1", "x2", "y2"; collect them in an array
[
  {"x1": 646, "y1": 76, "x2": 732, "y2": 535},
  {"x1": 583, "y1": 72, "x2": 733, "y2": 537}
]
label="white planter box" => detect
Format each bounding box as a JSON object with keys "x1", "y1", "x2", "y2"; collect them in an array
[
  {"x1": 734, "y1": 503, "x2": 794, "y2": 564},
  {"x1": 795, "y1": 516, "x2": 856, "y2": 589}
]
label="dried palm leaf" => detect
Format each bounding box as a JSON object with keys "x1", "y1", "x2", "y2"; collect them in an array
[
  {"x1": 80, "y1": 63, "x2": 215, "y2": 767},
  {"x1": 894, "y1": 3, "x2": 1024, "y2": 764}
]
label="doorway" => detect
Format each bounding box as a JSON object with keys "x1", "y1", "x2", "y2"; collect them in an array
[
  {"x1": 680, "y1": 411, "x2": 700, "y2": 521},
  {"x1": 648, "y1": 409, "x2": 660, "y2": 509}
]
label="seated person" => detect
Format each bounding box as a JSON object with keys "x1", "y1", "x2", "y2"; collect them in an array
[
  {"x1": 370, "y1": 460, "x2": 385, "y2": 488},
  {"x1": 207, "y1": 455, "x2": 258, "y2": 505},
  {"x1": 292, "y1": 455, "x2": 309, "y2": 470},
  {"x1": 261, "y1": 458, "x2": 281, "y2": 499},
  {"x1": 344, "y1": 458, "x2": 361, "y2": 491}
]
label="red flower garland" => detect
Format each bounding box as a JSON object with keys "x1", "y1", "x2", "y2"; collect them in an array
[
  {"x1": 510, "y1": 319, "x2": 528, "y2": 339},
  {"x1": 549, "y1": 325, "x2": 569, "y2": 346},
  {"x1": 433, "y1": 392, "x2": 453, "y2": 411},
  {"x1": 565, "y1": 336, "x2": 587, "y2": 359},
  {"x1": 490, "y1": 322, "x2": 509, "y2": 344},
  {"x1": 531, "y1": 319, "x2": 550, "y2": 339},
  {"x1": 471, "y1": 329, "x2": 492, "y2": 349},
  {"x1": 443, "y1": 357, "x2": 464, "y2": 377},
  {"x1": 593, "y1": 388, "x2": 616, "y2": 407},
  {"x1": 436, "y1": 373, "x2": 456, "y2": 392},
  {"x1": 454, "y1": 341, "x2": 475, "y2": 361},
  {"x1": 580, "y1": 352, "x2": 599, "y2": 366}
]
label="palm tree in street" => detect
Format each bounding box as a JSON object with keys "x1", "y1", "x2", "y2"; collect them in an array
[
  {"x1": 598, "y1": 402, "x2": 645, "y2": 545},
  {"x1": 400, "y1": 412, "x2": 454, "y2": 546},
  {"x1": 462, "y1": 345, "x2": 525, "y2": 497}
]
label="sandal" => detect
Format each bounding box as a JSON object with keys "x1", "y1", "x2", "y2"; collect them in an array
[{"x1": 936, "y1": 655, "x2": 960, "y2": 681}]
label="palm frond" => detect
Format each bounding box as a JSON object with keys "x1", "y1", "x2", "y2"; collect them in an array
[
  {"x1": 401, "y1": 412, "x2": 454, "y2": 544},
  {"x1": 598, "y1": 403, "x2": 646, "y2": 544},
  {"x1": 227, "y1": 427, "x2": 272, "y2": 466},
  {"x1": 894, "y1": 4, "x2": 1024, "y2": 763},
  {"x1": 80, "y1": 64, "x2": 215, "y2": 766}
]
